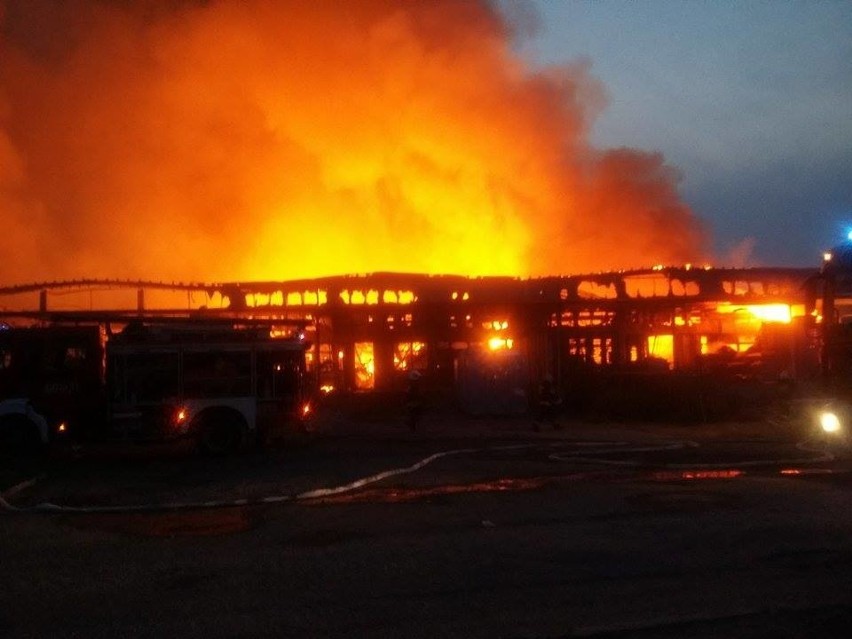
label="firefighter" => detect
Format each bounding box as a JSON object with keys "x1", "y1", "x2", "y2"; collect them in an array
[
  {"x1": 406, "y1": 369, "x2": 423, "y2": 431},
  {"x1": 534, "y1": 374, "x2": 562, "y2": 431}
]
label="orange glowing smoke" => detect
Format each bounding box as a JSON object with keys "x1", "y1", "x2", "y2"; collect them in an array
[{"x1": 0, "y1": 0, "x2": 707, "y2": 283}]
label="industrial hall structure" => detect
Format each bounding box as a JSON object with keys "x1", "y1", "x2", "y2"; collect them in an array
[{"x1": 0, "y1": 265, "x2": 819, "y2": 418}]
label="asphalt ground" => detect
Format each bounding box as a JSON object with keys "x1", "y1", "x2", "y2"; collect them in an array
[
  {"x1": 4, "y1": 412, "x2": 852, "y2": 638},
  {"x1": 1, "y1": 410, "x2": 847, "y2": 513}
]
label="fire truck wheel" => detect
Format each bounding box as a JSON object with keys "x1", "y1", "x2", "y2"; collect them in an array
[
  {"x1": 0, "y1": 415, "x2": 44, "y2": 457},
  {"x1": 196, "y1": 410, "x2": 245, "y2": 456}
]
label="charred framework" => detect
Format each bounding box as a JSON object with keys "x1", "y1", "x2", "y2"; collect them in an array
[{"x1": 0, "y1": 267, "x2": 818, "y2": 420}]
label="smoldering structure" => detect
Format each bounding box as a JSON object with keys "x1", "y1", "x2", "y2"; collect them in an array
[
  {"x1": 0, "y1": 265, "x2": 819, "y2": 420},
  {"x1": 0, "y1": 2, "x2": 798, "y2": 420}
]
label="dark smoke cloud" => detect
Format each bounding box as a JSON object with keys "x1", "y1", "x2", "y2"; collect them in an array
[{"x1": 0, "y1": 0, "x2": 708, "y2": 284}]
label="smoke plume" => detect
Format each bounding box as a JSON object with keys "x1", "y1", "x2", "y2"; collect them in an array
[{"x1": 0, "y1": 0, "x2": 708, "y2": 284}]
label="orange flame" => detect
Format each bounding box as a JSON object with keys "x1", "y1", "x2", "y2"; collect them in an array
[{"x1": 0, "y1": 1, "x2": 707, "y2": 284}]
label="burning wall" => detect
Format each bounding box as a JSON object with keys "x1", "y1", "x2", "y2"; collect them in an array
[{"x1": 0, "y1": 0, "x2": 707, "y2": 285}]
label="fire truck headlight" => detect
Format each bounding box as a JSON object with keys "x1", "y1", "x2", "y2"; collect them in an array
[
  {"x1": 174, "y1": 407, "x2": 189, "y2": 425},
  {"x1": 819, "y1": 411, "x2": 842, "y2": 434}
]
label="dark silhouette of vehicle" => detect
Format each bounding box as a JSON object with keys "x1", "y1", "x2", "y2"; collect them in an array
[{"x1": 0, "y1": 320, "x2": 312, "y2": 455}]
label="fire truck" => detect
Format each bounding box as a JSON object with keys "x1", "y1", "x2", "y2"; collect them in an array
[{"x1": 0, "y1": 318, "x2": 313, "y2": 455}]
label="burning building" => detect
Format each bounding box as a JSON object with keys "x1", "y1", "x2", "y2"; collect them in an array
[
  {"x1": 0, "y1": 264, "x2": 819, "y2": 420},
  {"x1": 0, "y1": 2, "x2": 827, "y2": 421}
]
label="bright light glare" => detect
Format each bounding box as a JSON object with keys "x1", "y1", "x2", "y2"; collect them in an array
[
  {"x1": 716, "y1": 303, "x2": 792, "y2": 324},
  {"x1": 486, "y1": 337, "x2": 515, "y2": 351},
  {"x1": 820, "y1": 411, "x2": 841, "y2": 433},
  {"x1": 175, "y1": 408, "x2": 188, "y2": 424},
  {"x1": 488, "y1": 337, "x2": 515, "y2": 350}
]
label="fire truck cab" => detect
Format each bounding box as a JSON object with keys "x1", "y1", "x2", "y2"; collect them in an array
[{"x1": 0, "y1": 324, "x2": 103, "y2": 452}]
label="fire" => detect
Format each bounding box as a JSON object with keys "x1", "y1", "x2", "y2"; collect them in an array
[
  {"x1": 715, "y1": 303, "x2": 795, "y2": 324},
  {"x1": 488, "y1": 337, "x2": 514, "y2": 351},
  {"x1": 0, "y1": 1, "x2": 707, "y2": 284},
  {"x1": 354, "y1": 341, "x2": 375, "y2": 389},
  {"x1": 647, "y1": 334, "x2": 674, "y2": 366}
]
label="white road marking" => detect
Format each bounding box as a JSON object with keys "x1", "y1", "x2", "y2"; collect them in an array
[
  {"x1": 0, "y1": 475, "x2": 45, "y2": 513},
  {"x1": 1, "y1": 445, "x2": 482, "y2": 514},
  {"x1": 296, "y1": 446, "x2": 478, "y2": 500}
]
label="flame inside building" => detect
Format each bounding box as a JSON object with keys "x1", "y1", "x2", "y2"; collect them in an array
[{"x1": 0, "y1": 265, "x2": 820, "y2": 419}]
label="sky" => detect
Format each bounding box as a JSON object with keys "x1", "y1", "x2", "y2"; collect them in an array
[{"x1": 514, "y1": 0, "x2": 852, "y2": 266}]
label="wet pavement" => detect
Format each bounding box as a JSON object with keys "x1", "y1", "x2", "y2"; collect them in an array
[
  {"x1": 4, "y1": 413, "x2": 852, "y2": 638},
  {"x1": 2, "y1": 411, "x2": 847, "y2": 512}
]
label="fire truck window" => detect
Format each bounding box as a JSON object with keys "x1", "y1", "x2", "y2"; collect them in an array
[
  {"x1": 110, "y1": 355, "x2": 126, "y2": 401},
  {"x1": 256, "y1": 351, "x2": 301, "y2": 399},
  {"x1": 42, "y1": 346, "x2": 66, "y2": 374},
  {"x1": 125, "y1": 352, "x2": 179, "y2": 402},
  {"x1": 63, "y1": 346, "x2": 88, "y2": 371},
  {"x1": 183, "y1": 351, "x2": 252, "y2": 398}
]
